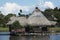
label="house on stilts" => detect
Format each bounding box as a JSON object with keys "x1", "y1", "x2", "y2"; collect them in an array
[{"x1": 7, "y1": 7, "x2": 57, "y2": 33}]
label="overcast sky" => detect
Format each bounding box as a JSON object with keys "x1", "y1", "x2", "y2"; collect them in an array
[{"x1": 0, "y1": 0, "x2": 60, "y2": 15}]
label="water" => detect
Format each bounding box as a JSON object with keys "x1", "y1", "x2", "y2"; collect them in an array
[
  {"x1": 50, "y1": 34, "x2": 60, "y2": 40},
  {"x1": 0, "y1": 32, "x2": 10, "y2": 40},
  {"x1": 0, "y1": 32, "x2": 60, "y2": 40}
]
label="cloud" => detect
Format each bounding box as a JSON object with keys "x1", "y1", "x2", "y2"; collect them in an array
[
  {"x1": 0, "y1": 1, "x2": 55, "y2": 15},
  {"x1": 38, "y1": 0, "x2": 55, "y2": 10},
  {"x1": 0, "y1": 2, "x2": 31, "y2": 15},
  {"x1": 44, "y1": 1, "x2": 55, "y2": 9}
]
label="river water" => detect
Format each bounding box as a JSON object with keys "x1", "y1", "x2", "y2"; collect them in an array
[{"x1": 0, "y1": 32, "x2": 60, "y2": 40}]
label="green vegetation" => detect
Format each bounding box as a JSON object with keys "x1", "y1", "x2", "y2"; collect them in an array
[
  {"x1": 12, "y1": 21, "x2": 22, "y2": 29},
  {"x1": 0, "y1": 7, "x2": 60, "y2": 32},
  {"x1": 49, "y1": 27, "x2": 60, "y2": 32},
  {"x1": 0, "y1": 27, "x2": 9, "y2": 32},
  {"x1": 43, "y1": 7, "x2": 60, "y2": 26}
]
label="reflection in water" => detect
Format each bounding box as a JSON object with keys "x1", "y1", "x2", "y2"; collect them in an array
[
  {"x1": 0, "y1": 32, "x2": 60, "y2": 40},
  {"x1": 10, "y1": 35, "x2": 50, "y2": 40}
]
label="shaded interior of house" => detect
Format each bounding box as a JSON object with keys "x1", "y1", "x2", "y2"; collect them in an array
[{"x1": 7, "y1": 7, "x2": 58, "y2": 33}]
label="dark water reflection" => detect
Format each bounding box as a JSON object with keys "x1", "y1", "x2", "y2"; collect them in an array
[
  {"x1": 0, "y1": 32, "x2": 60, "y2": 40},
  {"x1": 10, "y1": 35, "x2": 49, "y2": 40}
]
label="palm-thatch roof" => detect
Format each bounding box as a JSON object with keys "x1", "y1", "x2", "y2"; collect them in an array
[
  {"x1": 50, "y1": 21, "x2": 57, "y2": 25},
  {"x1": 7, "y1": 16, "x2": 27, "y2": 26},
  {"x1": 7, "y1": 7, "x2": 57, "y2": 26},
  {"x1": 28, "y1": 7, "x2": 51, "y2": 26}
]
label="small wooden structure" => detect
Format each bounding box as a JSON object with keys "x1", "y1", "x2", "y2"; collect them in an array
[{"x1": 7, "y1": 7, "x2": 57, "y2": 33}]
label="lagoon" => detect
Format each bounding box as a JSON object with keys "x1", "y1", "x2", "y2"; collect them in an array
[{"x1": 0, "y1": 32, "x2": 60, "y2": 40}]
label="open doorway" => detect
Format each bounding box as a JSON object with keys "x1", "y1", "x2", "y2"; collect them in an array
[{"x1": 41, "y1": 27, "x2": 48, "y2": 32}]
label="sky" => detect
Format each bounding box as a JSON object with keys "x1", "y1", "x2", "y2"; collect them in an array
[{"x1": 0, "y1": 0, "x2": 60, "y2": 15}]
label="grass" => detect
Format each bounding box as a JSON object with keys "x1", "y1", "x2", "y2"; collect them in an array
[
  {"x1": 49, "y1": 27, "x2": 60, "y2": 32},
  {"x1": 0, "y1": 27, "x2": 60, "y2": 32},
  {"x1": 0, "y1": 27, "x2": 9, "y2": 32}
]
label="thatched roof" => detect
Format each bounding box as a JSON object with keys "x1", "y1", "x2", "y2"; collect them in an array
[
  {"x1": 50, "y1": 21, "x2": 57, "y2": 25},
  {"x1": 7, "y1": 16, "x2": 27, "y2": 26},
  {"x1": 28, "y1": 7, "x2": 51, "y2": 26},
  {"x1": 7, "y1": 7, "x2": 57, "y2": 26}
]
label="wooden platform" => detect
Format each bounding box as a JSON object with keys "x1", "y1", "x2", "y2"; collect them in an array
[{"x1": 17, "y1": 33, "x2": 51, "y2": 36}]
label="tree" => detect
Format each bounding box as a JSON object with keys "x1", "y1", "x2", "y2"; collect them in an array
[
  {"x1": 53, "y1": 8, "x2": 60, "y2": 24},
  {"x1": 4, "y1": 14, "x2": 16, "y2": 23},
  {"x1": 43, "y1": 8, "x2": 54, "y2": 20},
  {"x1": 12, "y1": 21, "x2": 22, "y2": 29},
  {"x1": 44, "y1": 7, "x2": 60, "y2": 26},
  {"x1": 54, "y1": 7, "x2": 58, "y2": 11},
  {"x1": 0, "y1": 11, "x2": 5, "y2": 27},
  {"x1": 59, "y1": 8, "x2": 60, "y2": 11},
  {"x1": 2, "y1": 13, "x2": 16, "y2": 27}
]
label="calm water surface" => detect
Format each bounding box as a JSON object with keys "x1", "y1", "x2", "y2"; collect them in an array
[{"x1": 0, "y1": 32, "x2": 60, "y2": 40}]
